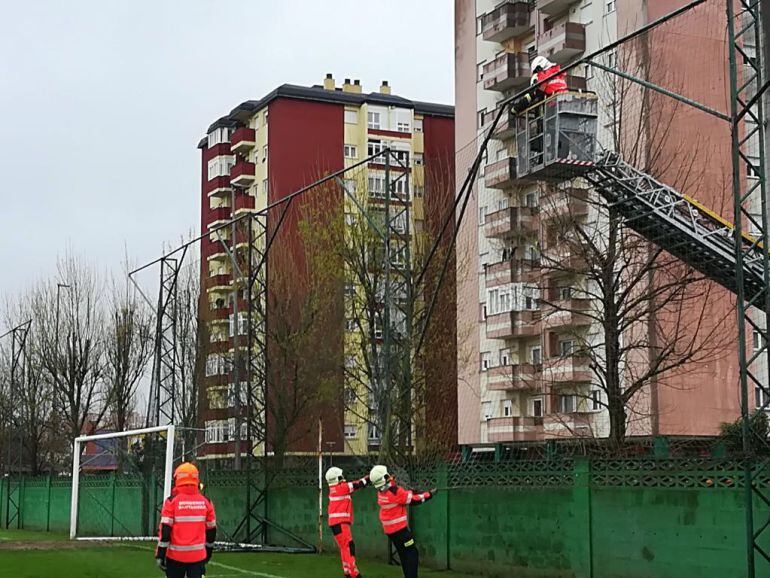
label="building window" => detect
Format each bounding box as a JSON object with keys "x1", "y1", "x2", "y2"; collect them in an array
[
  {"x1": 205, "y1": 354, "x2": 228, "y2": 377},
  {"x1": 344, "y1": 145, "x2": 358, "y2": 159},
  {"x1": 368, "y1": 422, "x2": 381, "y2": 442},
  {"x1": 346, "y1": 318, "x2": 357, "y2": 332},
  {"x1": 414, "y1": 153, "x2": 424, "y2": 166},
  {"x1": 367, "y1": 139, "x2": 386, "y2": 160},
  {"x1": 559, "y1": 340, "x2": 575, "y2": 357},
  {"x1": 502, "y1": 399, "x2": 513, "y2": 418},
  {"x1": 367, "y1": 111, "x2": 381, "y2": 130},
  {"x1": 228, "y1": 313, "x2": 248, "y2": 337},
  {"x1": 530, "y1": 346, "x2": 542, "y2": 365},
  {"x1": 499, "y1": 348, "x2": 510, "y2": 366},
  {"x1": 397, "y1": 121, "x2": 410, "y2": 133},
  {"x1": 345, "y1": 110, "x2": 358, "y2": 124},
  {"x1": 590, "y1": 390, "x2": 602, "y2": 411},
  {"x1": 477, "y1": 109, "x2": 487, "y2": 129},
  {"x1": 344, "y1": 282, "x2": 356, "y2": 298},
  {"x1": 207, "y1": 156, "x2": 235, "y2": 180},
  {"x1": 344, "y1": 212, "x2": 356, "y2": 226},
  {"x1": 476, "y1": 15, "x2": 483, "y2": 35},
  {"x1": 263, "y1": 110, "x2": 269, "y2": 126},
  {"x1": 205, "y1": 420, "x2": 228, "y2": 443},
  {"x1": 414, "y1": 118, "x2": 423, "y2": 132},
  {"x1": 262, "y1": 145, "x2": 268, "y2": 163},
  {"x1": 208, "y1": 388, "x2": 227, "y2": 410},
  {"x1": 606, "y1": 0, "x2": 616, "y2": 13},
  {"x1": 531, "y1": 398, "x2": 544, "y2": 418},
  {"x1": 756, "y1": 386, "x2": 770, "y2": 409},
  {"x1": 754, "y1": 329, "x2": 765, "y2": 351},
  {"x1": 207, "y1": 127, "x2": 231, "y2": 148},
  {"x1": 525, "y1": 192, "x2": 538, "y2": 207},
  {"x1": 344, "y1": 424, "x2": 358, "y2": 439},
  {"x1": 413, "y1": 185, "x2": 425, "y2": 198},
  {"x1": 477, "y1": 62, "x2": 485, "y2": 82},
  {"x1": 479, "y1": 206, "x2": 486, "y2": 225},
  {"x1": 558, "y1": 394, "x2": 577, "y2": 414},
  {"x1": 481, "y1": 352, "x2": 491, "y2": 371},
  {"x1": 482, "y1": 401, "x2": 493, "y2": 420},
  {"x1": 559, "y1": 286, "x2": 573, "y2": 301},
  {"x1": 263, "y1": 179, "x2": 269, "y2": 196}
]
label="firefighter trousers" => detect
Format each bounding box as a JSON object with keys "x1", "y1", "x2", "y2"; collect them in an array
[
  {"x1": 165, "y1": 558, "x2": 206, "y2": 578},
  {"x1": 389, "y1": 527, "x2": 419, "y2": 578},
  {"x1": 331, "y1": 523, "x2": 360, "y2": 577}
]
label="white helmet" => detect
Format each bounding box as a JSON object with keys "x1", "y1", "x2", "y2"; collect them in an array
[
  {"x1": 531, "y1": 55, "x2": 554, "y2": 74},
  {"x1": 369, "y1": 464, "x2": 391, "y2": 490},
  {"x1": 325, "y1": 466, "x2": 344, "y2": 486}
]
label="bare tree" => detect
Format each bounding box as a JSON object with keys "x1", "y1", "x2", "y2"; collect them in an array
[
  {"x1": 104, "y1": 273, "x2": 154, "y2": 434},
  {"x1": 33, "y1": 253, "x2": 108, "y2": 448},
  {"x1": 535, "y1": 44, "x2": 734, "y2": 445}
]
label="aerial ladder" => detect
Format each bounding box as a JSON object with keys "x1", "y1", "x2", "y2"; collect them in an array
[{"x1": 511, "y1": 90, "x2": 766, "y2": 306}]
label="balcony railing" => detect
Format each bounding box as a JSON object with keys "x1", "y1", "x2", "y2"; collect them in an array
[
  {"x1": 485, "y1": 258, "x2": 540, "y2": 288},
  {"x1": 543, "y1": 355, "x2": 592, "y2": 383},
  {"x1": 537, "y1": 22, "x2": 586, "y2": 64},
  {"x1": 486, "y1": 310, "x2": 541, "y2": 340},
  {"x1": 484, "y1": 207, "x2": 539, "y2": 239},
  {"x1": 230, "y1": 127, "x2": 257, "y2": 155},
  {"x1": 487, "y1": 363, "x2": 542, "y2": 391},
  {"x1": 543, "y1": 298, "x2": 591, "y2": 328},
  {"x1": 484, "y1": 157, "x2": 521, "y2": 189},
  {"x1": 230, "y1": 161, "x2": 256, "y2": 188},
  {"x1": 537, "y1": 0, "x2": 579, "y2": 16},
  {"x1": 542, "y1": 188, "x2": 589, "y2": 220},
  {"x1": 482, "y1": 1, "x2": 532, "y2": 42},
  {"x1": 208, "y1": 206, "x2": 231, "y2": 224},
  {"x1": 487, "y1": 416, "x2": 545, "y2": 442},
  {"x1": 483, "y1": 52, "x2": 531, "y2": 92},
  {"x1": 205, "y1": 176, "x2": 233, "y2": 197},
  {"x1": 234, "y1": 193, "x2": 256, "y2": 215},
  {"x1": 206, "y1": 274, "x2": 231, "y2": 292}
]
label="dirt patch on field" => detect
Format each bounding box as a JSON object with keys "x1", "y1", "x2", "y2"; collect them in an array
[{"x1": 0, "y1": 540, "x2": 116, "y2": 551}]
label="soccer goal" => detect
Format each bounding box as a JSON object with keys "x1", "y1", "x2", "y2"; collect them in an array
[{"x1": 70, "y1": 424, "x2": 175, "y2": 541}]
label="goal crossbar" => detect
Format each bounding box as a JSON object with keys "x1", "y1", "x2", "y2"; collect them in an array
[{"x1": 70, "y1": 424, "x2": 175, "y2": 540}]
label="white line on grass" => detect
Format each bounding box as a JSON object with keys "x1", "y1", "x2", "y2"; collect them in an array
[{"x1": 207, "y1": 560, "x2": 286, "y2": 578}]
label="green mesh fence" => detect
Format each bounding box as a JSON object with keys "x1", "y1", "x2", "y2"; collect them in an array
[{"x1": 3, "y1": 458, "x2": 768, "y2": 577}]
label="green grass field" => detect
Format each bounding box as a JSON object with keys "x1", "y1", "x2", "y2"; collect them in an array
[{"x1": 0, "y1": 530, "x2": 478, "y2": 578}]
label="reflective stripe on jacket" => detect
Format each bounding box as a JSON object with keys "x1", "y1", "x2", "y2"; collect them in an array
[
  {"x1": 536, "y1": 65, "x2": 568, "y2": 96},
  {"x1": 376, "y1": 484, "x2": 430, "y2": 535},
  {"x1": 158, "y1": 486, "x2": 216, "y2": 563},
  {"x1": 328, "y1": 478, "x2": 366, "y2": 526}
]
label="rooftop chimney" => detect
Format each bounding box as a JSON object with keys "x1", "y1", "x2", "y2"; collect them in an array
[
  {"x1": 380, "y1": 80, "x2": 391, "y2": 95},
  {"x1": 323, "y1": 73, "x2": 335, "y2": 91},
  {"x1": 345, "y1": 78, "x2": 363, "y2": 94}
]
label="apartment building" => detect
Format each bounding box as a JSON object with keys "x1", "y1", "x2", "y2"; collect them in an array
[
  {"x1": 197, "y1": 77, "x2": 455, "y2": 461},
  {"x1": 455, "y1": 0, "x2": 742, "y2": 449}
]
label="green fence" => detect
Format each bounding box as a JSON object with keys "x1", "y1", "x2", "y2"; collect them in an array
[{"x1": 1, "y1": 457, "x2": 764, "y2": 577}]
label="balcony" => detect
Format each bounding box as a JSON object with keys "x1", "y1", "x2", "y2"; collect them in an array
[
  {"x1": 485, "y1": 258, "x2": 540, "y2": 288},
  {"x1": 230, "y1": 127, "x2": 256, "y2": 155},
  {"x1": 544, "y1": 413, "x2": 594, "y2": 437},
  {"x1": 487, "y1": 363, "x2": 542, "y2": 391},
  {"x1": 209, "y1": 305, "x2": 229, "y2": 322},
  {"x1": 542, "y1": 247, "x2": 586, "y2": 271},
  {"x1": 543, "y1": 298, "x2": 592, "y2": 328},
  {"x1": 542, "y1": 188, "x2": 589, "y2": 220},
  {"x1": 483, "y1": 52, "x2": 531, "y2": 92},
  {"x1": 234, "y1": 193, "x2": 256, "y2": 215},
  {"x1": 537, "y1": 22, "x2": 586, "y2": 64},
  {"x1": 482, "y1": 2, "x2": 532, "y2": 42},
  {"x1": 205, "y1": 176, "x2": 233, "y2": 197},
  {"x1": 487, "y1": 416, "x2": 545, "y2": 443},
  {"x1": 537, "y1": 0, "x2": 579, "y2": 16},
  {"x1": 486, "y1": 310, "x2": 541, "y2": 340},
  {"x1": 543, "y1": 355, "x2": 592, "y2": 383},
  {"x1": 208, "y1": 206, "x2": 231, "y2": 225},
  {"x1": 485, "y1": 157, "x2": 525, "y2": 189},
  {"x1": 491, "y1": 110, "x2": 516, "y2": 141},
  {"x1": 484, "y1": 207, "x2": 539, "y2": 239},
  {"x1": 230, "y1": 161, "x2": 256, "y2": 188},
  {"x1": 206, "y1": 274, "x2": 231, "y2": 293}
]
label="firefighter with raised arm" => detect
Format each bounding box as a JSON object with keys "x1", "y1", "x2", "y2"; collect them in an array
[
  {"x1": 369, "y1": 465, "x2": 436, "y2": 578},
  {"x1": 512, "y1": 55, "x2": 569, "y2": 113},
  {"x1": 326, "y1": 467, "x2": 369, "y2": 578},
  {"x1": 155, "y1": 463, "x2": 217, "y2": 578}
]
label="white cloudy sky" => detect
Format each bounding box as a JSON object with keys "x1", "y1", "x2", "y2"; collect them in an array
[{"x1": 0, "y1": 0, "x2": 453, "y2": 301}]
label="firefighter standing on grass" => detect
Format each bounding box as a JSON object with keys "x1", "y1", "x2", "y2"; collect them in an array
[
  {"x1": 326, "y1": 466, "x2": 369, "y2": 578},
  {"x1": 155, "y1": 463, "x2": 217, "y2": 578},
  {"x1": 369, "y1": 465, "x2": 436, "y2": 578}
]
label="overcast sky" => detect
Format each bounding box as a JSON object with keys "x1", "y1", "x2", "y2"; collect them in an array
[{"x1": 0, "y1": 0, "x2": 453, "y2": 301}]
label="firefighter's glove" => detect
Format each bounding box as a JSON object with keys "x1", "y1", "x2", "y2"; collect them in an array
[{"x1": 155, "y1": 557, "x2": 167, "y2": 572}]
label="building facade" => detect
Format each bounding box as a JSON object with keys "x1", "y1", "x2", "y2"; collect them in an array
[
  {"x1": 198, "y1": 77, "x2": 455, "y2": 461},
  {"x1": 455, "y1": 0, "x2": 742, "y2": 449}
]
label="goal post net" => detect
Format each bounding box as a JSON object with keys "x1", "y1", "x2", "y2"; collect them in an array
[{"x1": 70, "y1": 425, "x2": 175, "y2": 541}]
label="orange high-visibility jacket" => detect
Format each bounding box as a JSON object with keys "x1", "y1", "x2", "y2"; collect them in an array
[
  {"x1": 376, "y1": 484, "x2": 431, "y2": 535},
  {"x1": 328, "y1": 477, "x2": 368, "y2": 526},
  {"x1": 157, "y1": 485, "x2": 217, "y2": 563},
  {"x1": 536, "y1": 64, "x2": 568, "y2": 96}
]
